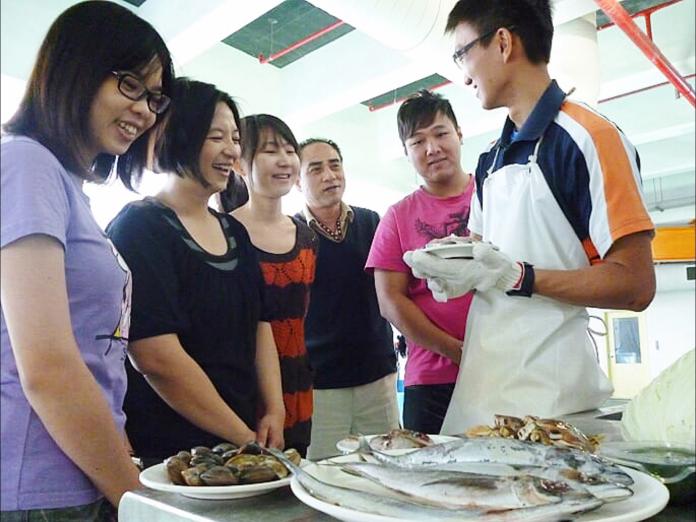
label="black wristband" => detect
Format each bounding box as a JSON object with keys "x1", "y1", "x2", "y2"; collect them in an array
[{"x1": 506, "y1": 262, "x2": 535, "y2": 298}]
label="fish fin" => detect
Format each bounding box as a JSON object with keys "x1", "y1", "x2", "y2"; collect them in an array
[
  {"x1": 337, "y1": 465, "x2": 363, "y2": 478},
  {"x1": 423, "y1": 476, "x2": 499, "y2": 489},
  {"x1": 316, "y1": 460, "x2": 342, "y2": 467},
  {"x1": 511, "y1": 464, "x2": 538, "y2": 473}
]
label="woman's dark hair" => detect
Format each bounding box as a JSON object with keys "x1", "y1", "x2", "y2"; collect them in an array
[
  {"x1": 3, "y1": 0, "x2": 174, "y2": 185},
  {"x1": 218, "y1": 114, "x2": 297, "y2": 213},
  {"x1": 239, "y1": 114, "x2": 299, "y2": 166},
  {"x1": 445, "y1": 0, "x2": 554, "y2": 64},
  {"x1": 397, "y1": 89, "x2": 460, "y2": 148},
  {"x1": 298, "y1": 137, "x2": 343, "y2": 163},
  {"x1": 155, "y1": 78, "x2": 241, "y2": 188},
  {"x1": 218, "y1": 172, "x2": 249, "y2": 213}
]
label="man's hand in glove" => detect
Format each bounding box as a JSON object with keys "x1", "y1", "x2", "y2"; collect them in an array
[{"x1": 403, "y1": 242, "x2": 535, "y2": 302}]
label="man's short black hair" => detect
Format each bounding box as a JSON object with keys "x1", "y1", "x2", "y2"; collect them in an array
[
  {"x1": 445, "y1": 0, "x2": 554, "y2": 64},
  {"x1": 397, "y1": 89, "x2": 460, "y2": 146},
  {"x1": 298, "y1": 138, "x2": 343, "y2": 163}
]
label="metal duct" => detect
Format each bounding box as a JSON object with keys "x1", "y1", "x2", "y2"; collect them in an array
[{"x1": 308, "y1": 0, "x2": 601, "y2": 105}]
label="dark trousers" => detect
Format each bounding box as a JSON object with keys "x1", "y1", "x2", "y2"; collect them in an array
[
  {"x1": 402, "y1": 383, "x2": 455, "y2": 434},
  {"x1": 0, "y1": 499, "x2": 116, "y2": 522}
]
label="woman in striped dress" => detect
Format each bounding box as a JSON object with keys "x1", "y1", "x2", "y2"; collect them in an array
[{"x1": 230, "y1": 114, "x2": 318, "y2": 457}]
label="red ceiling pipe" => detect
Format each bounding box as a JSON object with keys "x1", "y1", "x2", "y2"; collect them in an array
[
  {"x1": 597, "y1": 0, "x2": 681, "y2": 31},
  {"x1": 594, "y1": 0, "x2": 695, "y2": 107},
  {"x1": 259, "y1": 20, "x2": 345, "y2": 64},
  {"x1": 643, "y1": 11, "x2": 653, "y2": 40}
]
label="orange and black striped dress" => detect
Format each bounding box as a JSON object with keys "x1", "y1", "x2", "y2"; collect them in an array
[{"x1": 256, "y1": 217, "x2": 318, "y2": 456}]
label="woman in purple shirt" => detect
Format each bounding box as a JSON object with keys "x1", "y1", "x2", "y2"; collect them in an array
[{"x1": 0, "y1": 2, "x2": 173, "y2": 519}]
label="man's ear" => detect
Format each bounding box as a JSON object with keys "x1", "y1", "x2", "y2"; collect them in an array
[
  {"x1": 499, "y1": 27, "x2": 515, "y2": 63},
  {"x1": 295, "y1": 174, "x2": 303, "y2": 192},
  {"x1": 456, "y1": 126, "x2": 463, "y2": 143}
]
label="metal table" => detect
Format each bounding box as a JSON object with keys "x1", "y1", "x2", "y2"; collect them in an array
[
  {"x1": 119, "y1": 402, "x2": 694, "y2": 521},
  {"x1": 118, "y1": 483, "x2": 694, "y2": 521},
  {"x1": 119, "y1": 486, "x2": 333, "y2": 521}
]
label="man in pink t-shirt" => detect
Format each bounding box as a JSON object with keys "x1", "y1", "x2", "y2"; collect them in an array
[{"x1": 366, "y1": 90, "x2": 474, "y2": 434}]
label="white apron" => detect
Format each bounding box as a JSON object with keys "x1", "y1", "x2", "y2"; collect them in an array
[{"x1": 440, "y1": 138, "x2": 613, "y2": 435}]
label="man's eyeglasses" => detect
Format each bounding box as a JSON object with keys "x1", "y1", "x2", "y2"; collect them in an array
[
  {"x1": 111, "y1": 71, "x2": 171, "y2": 115},
  {"x1": 452, "y1": 27, "x2": 515, "y2": 69}
]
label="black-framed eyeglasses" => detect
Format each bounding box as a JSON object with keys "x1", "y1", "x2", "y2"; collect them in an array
[
  {"x1": 111, "y1": 71, "x2": 171, "y2": 115},
  {"x1": 452, "y1": 26, "x2": 515, "y2": 69}
]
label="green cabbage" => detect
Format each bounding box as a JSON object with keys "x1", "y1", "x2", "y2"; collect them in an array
[{"x1": 621, "y1": 349, "x2": 695, "y2": 445}]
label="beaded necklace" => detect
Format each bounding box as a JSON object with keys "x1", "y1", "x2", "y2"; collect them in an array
[{"x1": 315, "y1": 216, "x2": 343, "y2": 242}]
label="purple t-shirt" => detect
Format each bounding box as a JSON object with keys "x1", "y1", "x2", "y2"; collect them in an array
[
  {"x1": 1, "y1": 136, "x2": 131, "y2": 510},
  {"x1": 365, "y1": 183, "x2": 475, "y2": 387}
]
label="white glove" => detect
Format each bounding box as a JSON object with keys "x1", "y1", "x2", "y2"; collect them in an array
[
  {"x1": 425, "y1": 277, "x2": 463, "y2": 303},
  {"x1": 403, "y1": 242, "x2": 530, "y2": 302}
]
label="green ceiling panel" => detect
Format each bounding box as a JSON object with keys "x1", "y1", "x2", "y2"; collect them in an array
[
  {"x1": 361, "y1": 74, "x2": 450, "y2": 110},
  {"x1": 222, "y1": 0, "x2": 354, "y2": 68},
  {"x1": 596, "y1": 0, "x2": 676, "y2": 27}
]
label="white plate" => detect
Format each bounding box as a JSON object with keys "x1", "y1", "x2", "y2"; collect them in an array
[
  {"x1": 139, "y1": 460, "x2": 305, "y2": 500},
  {"x1": 336, "y1": 433, "x2": 458, "y2": 454},
  {"x1": 290, "y1": 456, "x2": 668, "y2": 522},
  {"x1": 421, "y1": 242, "x2": 474, "y2": 259}
]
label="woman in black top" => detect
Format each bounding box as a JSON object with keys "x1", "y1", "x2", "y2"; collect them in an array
[{"x1": 107, "y1": 78, "x2": 284, "y2": 463}]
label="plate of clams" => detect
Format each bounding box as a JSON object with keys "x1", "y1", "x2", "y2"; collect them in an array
[{"x1": 139, "y1": 441, "x2": 304, "y2": 499}]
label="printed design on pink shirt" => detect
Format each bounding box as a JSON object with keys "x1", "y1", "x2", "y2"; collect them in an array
[{"x1": 414, "y1": 209, "x2": 470, "y2": 240}]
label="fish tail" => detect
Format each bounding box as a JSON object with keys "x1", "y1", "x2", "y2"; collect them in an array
[
  {"x1": 356, "y1": 436, "x2": 398, "y2": 466},
  {"x1": 267, "y1": 448, "x2": 301, "y2": 475},
  {"x1": 357, "y1": 435, "x2": 373, "y2": 456}
]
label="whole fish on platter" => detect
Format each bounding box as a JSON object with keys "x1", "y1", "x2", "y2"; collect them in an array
[
  {"x1": 356, "y1": 436, "x2": 633, "y2": 487},
  {"x1": 270, "y1": 449, "x2": 604, "y2": 522},
  {"x1": 338, "y1": 462, "x2": 566, "y2": 510},
  {"x1": 435, "y1": 462, "x2": 633, "y2": 503},
  {"x1": 338, "y1": 461, "x2": 632, "y2": 506}
]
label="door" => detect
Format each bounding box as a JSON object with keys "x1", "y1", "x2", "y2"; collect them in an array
[{"x1": 605, "y1": 311, "x2": 651, "y2": 399}]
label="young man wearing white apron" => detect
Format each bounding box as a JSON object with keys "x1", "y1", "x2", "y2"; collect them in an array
[{"x1": 404, "y1": 0, "x2": 656, "y2": 434}]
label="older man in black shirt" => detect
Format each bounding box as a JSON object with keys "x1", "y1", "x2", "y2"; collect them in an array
[{"x1": 296, "y1": 138, "x2": 399, "y2": 460}]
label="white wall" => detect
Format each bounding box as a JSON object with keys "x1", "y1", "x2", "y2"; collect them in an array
[
  {"x1": 644, "y1": 264, "x2": 696, "y2": 378},
  {"x1": 589, "y1": 262, "x2": 696, "y2": 388}
]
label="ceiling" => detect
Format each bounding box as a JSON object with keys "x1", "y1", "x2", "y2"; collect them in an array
[
  {"x1": 1, "y1": 0, "x2": 694, "y2": 225},
  {"x1": 220, "y1": 0, "x2": 354, "y2": 68}
]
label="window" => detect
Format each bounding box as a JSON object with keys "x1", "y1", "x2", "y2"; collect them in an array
[{"x1": 613, "y1": 317, "x2": 641, "y2": 364}]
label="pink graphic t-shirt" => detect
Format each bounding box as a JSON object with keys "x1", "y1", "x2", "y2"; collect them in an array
[{"x1": 365, "y1": 181, "x2": 475, "y2": 386}]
